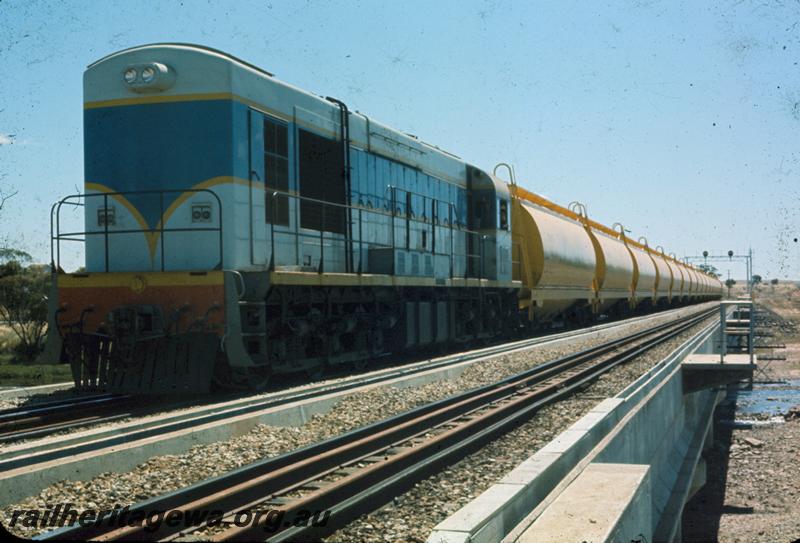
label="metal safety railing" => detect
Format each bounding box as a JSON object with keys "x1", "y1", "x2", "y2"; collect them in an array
[
  {"x1": 719, "y1": 299, "x2": 754, "y2": 364},
  {"x1": 51, "y1": 185, "x2": 516, "y2": 281},
  {"x1": 51, "y1": 189, "x2": 224, "y2": 272},
  {"x1": 265, "y1": 187, "x2": 502, "y2": 280}
]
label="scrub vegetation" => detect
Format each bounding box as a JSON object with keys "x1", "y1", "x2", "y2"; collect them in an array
[{"x1": 0, "y1": 248, "x2": 70, "y2": 385}]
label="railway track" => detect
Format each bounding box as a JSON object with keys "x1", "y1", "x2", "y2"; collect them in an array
[
  {"x1": 1, "y1": 305, "x2": 710, "y2": 472},
  {"x1": 0, "y1": 394, "x2": 135, "y2": 443},
  {"x1": 42, "y1": 306, "x2": 716, "y2": 542},
  {"x1": 0, "y1": 392, "x2": 228, "y2": 444},
  {"x1": 0, "y1": 323, "x2": 635, "y2": 446}
]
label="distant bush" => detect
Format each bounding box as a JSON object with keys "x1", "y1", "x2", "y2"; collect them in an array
[{"x1": 0, "y1": 251, "x2": 50, "y2": 362}]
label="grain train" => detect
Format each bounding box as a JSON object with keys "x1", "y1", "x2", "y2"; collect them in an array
[{"x1": 43, "y1": 44, "x2": 723, "y2": 394}]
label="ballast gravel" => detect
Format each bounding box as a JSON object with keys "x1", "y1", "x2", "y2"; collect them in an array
[
  {"x1": 325, "y1": 316, "x2": 716, "y2": 543},
  {"x1": 1, "y1": 305, "x2": 712, "y2": 538},
  {"x1": 0, "y1": 387, "x2": 83, "y2": 412}
]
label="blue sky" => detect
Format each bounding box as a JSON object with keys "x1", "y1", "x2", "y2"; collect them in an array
[{"x1": 0, "y1": 0, "x2": 798, "y2": 278}]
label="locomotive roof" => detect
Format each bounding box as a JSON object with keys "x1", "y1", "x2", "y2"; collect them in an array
[
  {"x1": 87, "y1": 42, "x2": 276, "y2": 78},
  {"x1": 86, "y1": 43, "x2": 469, "y2": 187}
]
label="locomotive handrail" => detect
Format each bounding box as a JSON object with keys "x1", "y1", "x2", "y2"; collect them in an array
[
  {"x1": 263, "y1": 187, "x2": 494, "y2": 280},
  {"x1": 50, "y1": 198, "x2": 84, "y2": 271},
  {"x1": 388, "y1": 184, "x2": 458, "y2": 276},
  {"x1": 384, "y1": 185, "x2": 463, "y2": 224},
  {"x1": 51, "y1": 188, "x2": 224, "y2": 273},
  {"x1": 493, "y1": 163, "x2": 516, "y2": 185}
]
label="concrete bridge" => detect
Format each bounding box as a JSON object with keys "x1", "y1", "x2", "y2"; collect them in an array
[{"x1": 429, "y1": 302, "x2": 755, "y2": 543}]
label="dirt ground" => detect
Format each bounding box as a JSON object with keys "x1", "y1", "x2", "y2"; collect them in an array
[{"x1": 682, "y1": 283, "x2": 800, "y2": 542}]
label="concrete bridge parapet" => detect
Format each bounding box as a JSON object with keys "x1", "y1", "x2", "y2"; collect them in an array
[{"x1": 428, "y1": 310, "x2": 752, "y2": 543}]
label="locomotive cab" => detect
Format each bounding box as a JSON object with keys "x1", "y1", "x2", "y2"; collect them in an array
[{"x1": 466, "y1": 166, "x2": 513, "y2": 282}]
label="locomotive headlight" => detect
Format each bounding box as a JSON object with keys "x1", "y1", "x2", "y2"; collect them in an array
[
  {"x1": 141, "y1": 66, "x2": 156, "y2": 83},
  {"x1": 123, "y1": 68, "x2": 137, "y2": 84},
  {"x1": 123, "y1": 62, "x2": 175, "y2": 93}
]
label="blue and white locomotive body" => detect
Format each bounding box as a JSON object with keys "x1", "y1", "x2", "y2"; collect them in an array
[
  {"x1": 50, "y1": 44, "x2": 518, "y2": 393},
  {"x1": 81, "y1": 44, "x2": 514, "y2": 279}
]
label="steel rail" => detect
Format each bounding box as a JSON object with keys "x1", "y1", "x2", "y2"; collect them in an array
[
  {"x1": 0, "y1": 394, "x2": 134, "y2": 441},
  {"x1": 0, "y1": 411, "x2": 138, "y2": 444},
  {"x1": 0, "y1": 393, "x2": 233, "y2": 444},
  {"x1": 40, "y1": 307, "x2": 716, "y2": 542},
  {"x1": 0, "y1": 392, "x2": 246, "y2": 445},
  {"x1": 0, "y1": 393, "x2": 119, "y2": 419}
]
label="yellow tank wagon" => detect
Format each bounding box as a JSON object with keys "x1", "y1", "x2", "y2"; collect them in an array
[{"x1": 508, "y1": 183, "x2": 721, "y2": 325}]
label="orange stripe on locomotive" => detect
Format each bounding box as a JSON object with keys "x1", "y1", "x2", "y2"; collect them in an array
[{"x1": 56, "y1": 271, "x2": 225, "y2": 335}]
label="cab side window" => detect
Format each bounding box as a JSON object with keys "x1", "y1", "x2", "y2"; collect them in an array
[
  {"x1": 498, "y1": 199, "x2": 509, "y2": 230},
  {"x1": 264, "y1": 117, "x2": 289, "y2": 226}
]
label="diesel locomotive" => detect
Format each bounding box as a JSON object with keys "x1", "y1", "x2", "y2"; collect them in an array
[{"x1": 43, "y1": 44, "x2": 722, "y2": 394}]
